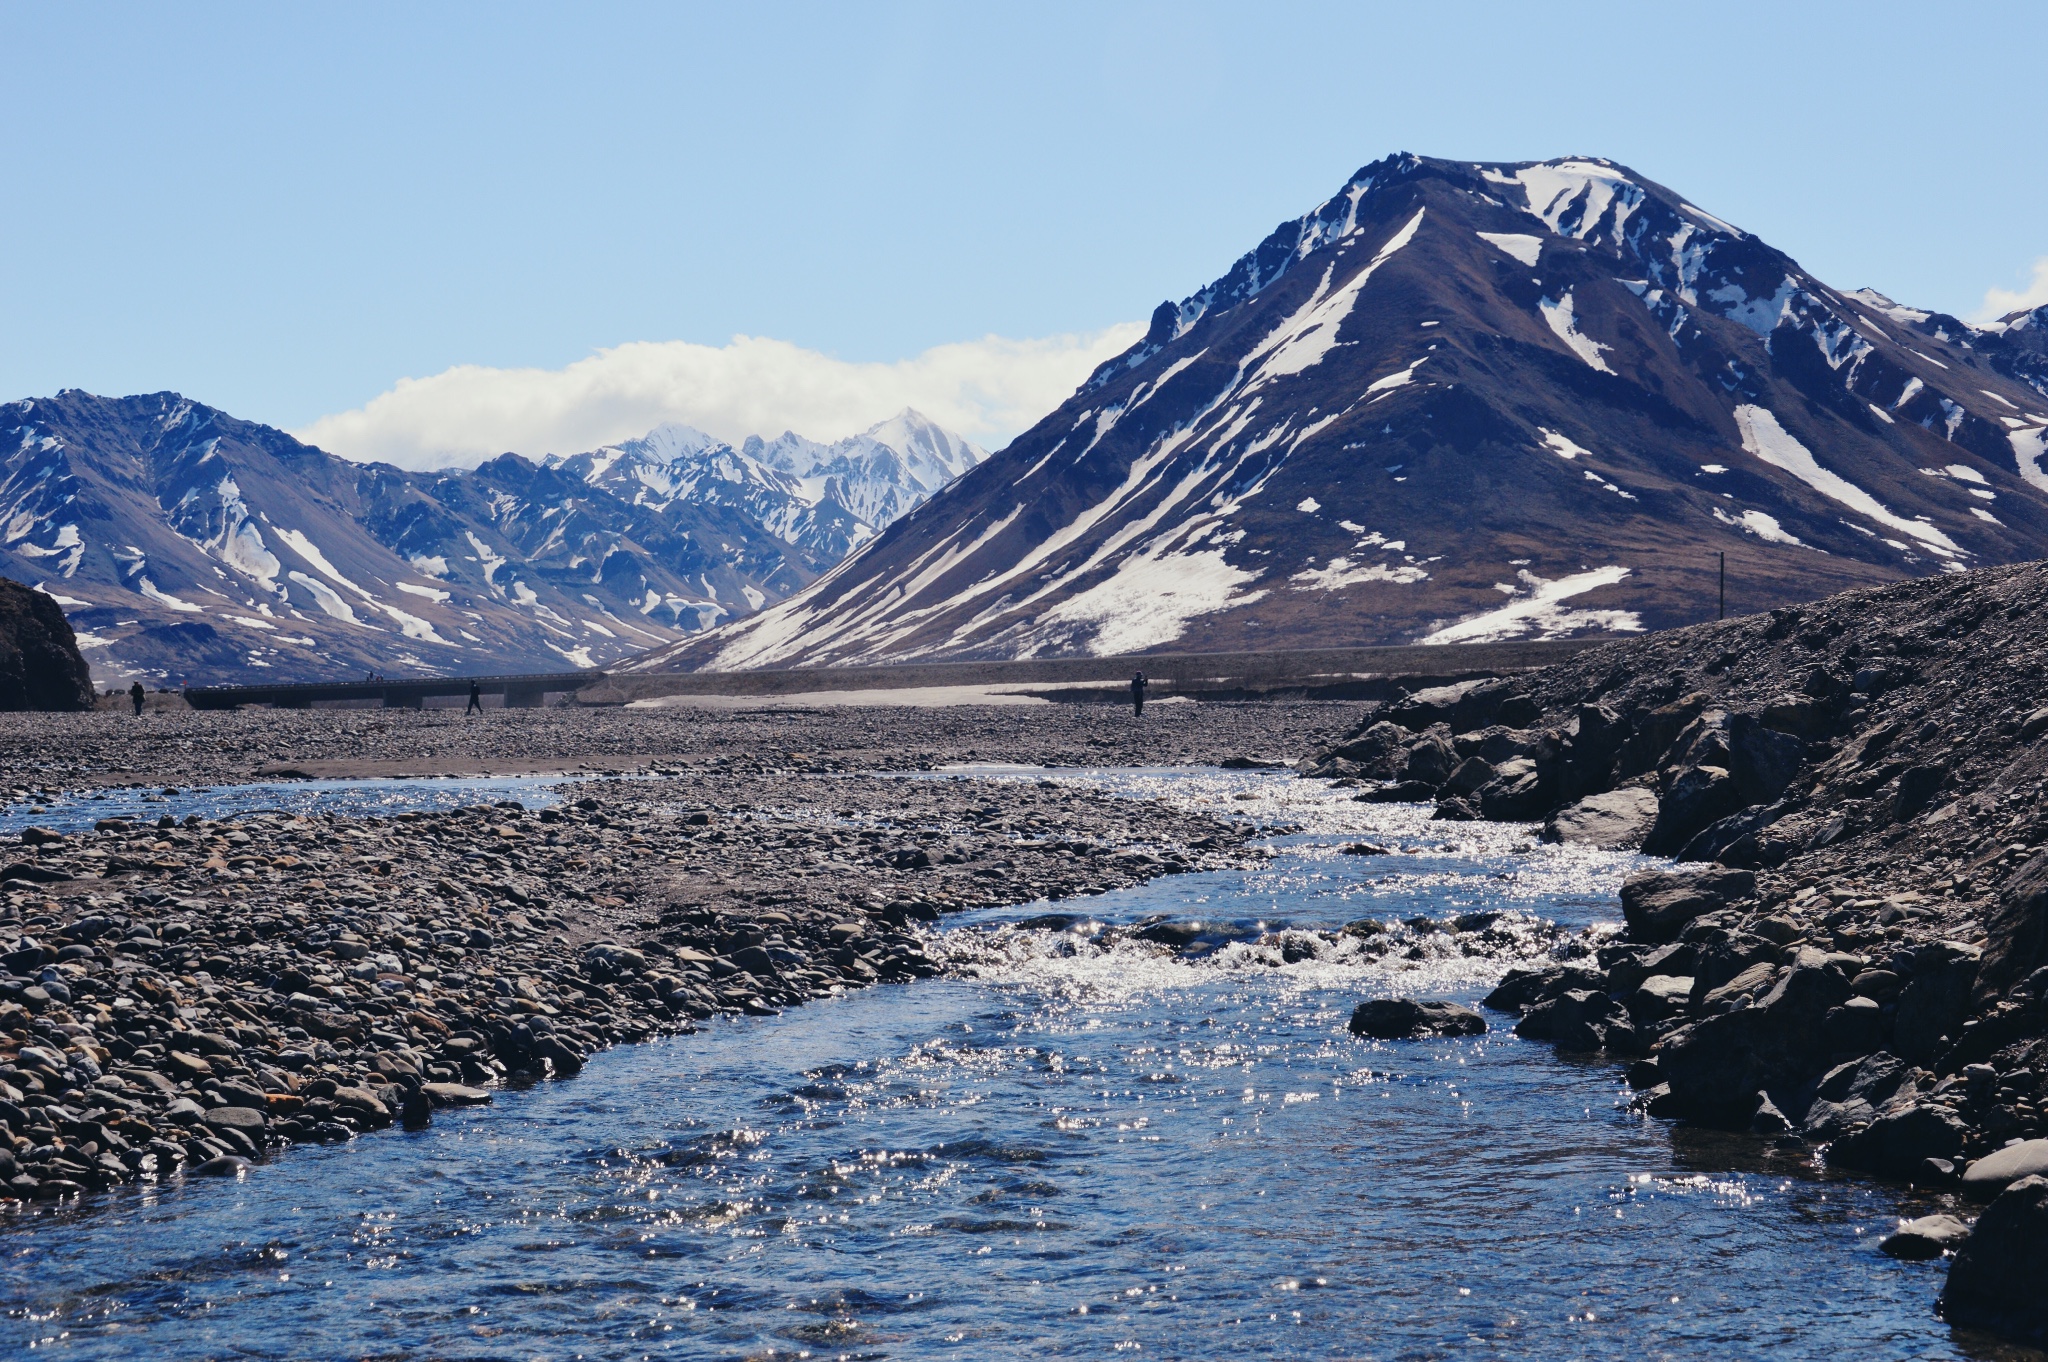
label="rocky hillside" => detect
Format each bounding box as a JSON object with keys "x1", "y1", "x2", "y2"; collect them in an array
[
  {"x1": 1301, "y1": 558, "x2": 2048, "y2": 1344},
  {"x1": 0, "y1": 393, "x2": 981, "y2": 686},
  {"x1": 654, "y1": 152, "x2": 2048, "y2": 673},
  {"x1": 0, "y1": 576, "x2": 92, "y2": 711}
]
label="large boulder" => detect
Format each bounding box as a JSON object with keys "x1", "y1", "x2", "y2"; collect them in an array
[
  {"x1": 1324, "y1": 720, "x2": 1412, "y2": 778},
  {"x1": 1626, "y1": 973, "x2": 1695, "y2": 1025},
  {"x1": 1658, "y1": 1011, "x2": 1764, "y2": 1115},
  {"x1": 1441, "y1": 756, "x2": 1494, "y2": 797},
  {"x1": 1451, "y1": 678, "x2": 1538, "y2": 732},
  {"x1": 1348, "y1": 998, "x2": 1486, "y2": 1039},
  {"x1": 0, "y1": 577, "x2": 93, "y2": 712},
  {"x1": 1381, "y1": 680, "x2": 1489, "y2": 730},
  {"x1": 1642, "y1": 765, "x2": 1743, "y2": 857},
  {"x1": 1543, "y1": 788, "x2": 1659, "y2": 849},
  {"x1": 1678, "y1": 803, "x2": 1791, "y2": 867},
  {"x1": 1515, "y1": 989, "x2": 1636, "y2": 1052},
  {"x1": 1830, "y1": 1102, "x2": 1969, "y2": 1178},
  {"x1": 1941, "y1": 1175, "x2": 2048, "y2": 1344},
  {"x1": 1894, "y1": 764, "x2": 1948, "y2": 820},
  {"x1": 1748, "y1": 956, "x2": 1855, "y2": 1077},
  {"x1": 1616, "y1": 693, "x2": 1709, "y2": 780},
  {"x1": 1619, "y1": 867, "x2": 1756, "y2": 942},
  {"x1": 1962, "y1": 1139, "x2": 2048, "y2": 1197},
  {"x1": 1481, "y1": 964, "x2": 1605, "y2": 1014},
  {"x1": 1978, "y1": 850, "x2": 2048, "y2": 1004},
  {"x1": 1400, "y1": 729, "x2": 1458, "y2": 786},
  {"x1": 1798, "y1": 1052, "x2": 1908, "y2": 1141},
  {"x1": 1557, "y1": 702, "x2": 1628, "y2": 799},
  {"x1": 1893, "y1": 941, "x2": 1980, "y2": 1063},
  {"x1": 1475, "y1": 757, "x2": 1547, "y2": 821},
  {"x1": 1726, "y1": 714, "x2": 1805, "y2": 804}
]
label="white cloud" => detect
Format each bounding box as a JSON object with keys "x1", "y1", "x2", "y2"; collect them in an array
[
  {"x1": 1978, "y1": 257, "x2": 2048, "y2": 323},
  {"x1": 294, "y1": 325, "x2": 1146, "y2": 469}
]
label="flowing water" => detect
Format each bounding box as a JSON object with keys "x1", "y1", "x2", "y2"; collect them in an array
[
  {"x1": 0, "y1": 770, "x2": 1995, "y2": 1359},
  {"x1": 0, "y1": 776, "x2": 564, "y2": 837}
]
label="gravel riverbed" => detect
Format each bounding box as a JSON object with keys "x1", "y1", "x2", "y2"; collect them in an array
[{"x1": 0, "y1": 702, "x2": 1353, "y2": 1203}]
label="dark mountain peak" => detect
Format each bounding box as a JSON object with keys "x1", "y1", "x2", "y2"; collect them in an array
[
  {"x1": 1099, "y1": 153, "x2": 1758, "y2": 392},
  {"x1": 648, "y1": 153, "x2": 2048, "y2": 673}
]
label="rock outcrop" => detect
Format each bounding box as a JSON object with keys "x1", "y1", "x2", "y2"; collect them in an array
[
  {"x1": 0, "y1": 577, "x2": 92, "y2": 711},
  {"x1": 1940, "y1": 1175, "x2": 2048, "y2": 1343},
  {"x1": 1301, "y1": 558, "x2": 2048, "y2": 1349}
]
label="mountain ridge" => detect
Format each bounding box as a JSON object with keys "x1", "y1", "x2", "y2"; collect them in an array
[
  {"x1": 638, "y1": 152, "x2": 2048, "y2": 674},
  {"x1": 0, "y1": 392, "x2": 982, "y2": 685}
]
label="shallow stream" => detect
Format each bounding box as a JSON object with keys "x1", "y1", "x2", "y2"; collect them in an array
[
  {"x1": 0, "y1": 777, "x2": 563, "y2": 837},
  {"x1": 0, "y1": 770, "x2": 1987, "y2": 1358}
]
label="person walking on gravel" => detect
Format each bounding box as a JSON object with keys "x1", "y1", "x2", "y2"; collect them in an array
[
  {"x1": 1130, "y1": 670, "x2": 1147, "y2": 717},
  {"x1": 465, "y1": 679, "x2": 483, "y2": 715},
  {"x1": 129, "y1": 680, "x2": 145, "y2": 717}
]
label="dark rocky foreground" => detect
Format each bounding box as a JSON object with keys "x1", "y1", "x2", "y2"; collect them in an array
[
  {"x1": 0, "y1": 703, "x2": 1331, "y2": 1205},
  {"x1": 0, "y1": 577, "x2": 92, "y2": 713},
  {"x1": 1304, "y1": 559, "x2": 2048, "y2": 1345}
]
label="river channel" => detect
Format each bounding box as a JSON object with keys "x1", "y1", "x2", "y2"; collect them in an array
[{"x1": 0, "y1": 769, "x2": 1984, "y2": 1359}]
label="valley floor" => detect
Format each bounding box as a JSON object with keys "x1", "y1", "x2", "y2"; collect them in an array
[{"x1": 0, "y1": 701, "x2": 1347, "y2": 1202}]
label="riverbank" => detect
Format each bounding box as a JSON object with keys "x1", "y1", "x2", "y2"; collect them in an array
[
  {"x1": 1303, "y1": 560, "x2": 2048, "y2": 1345},
  {"x1": 0, "y1": 704, "x2": 1344, "y2": 1202}
]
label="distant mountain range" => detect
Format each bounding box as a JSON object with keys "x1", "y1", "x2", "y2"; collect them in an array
[
  {"x1": 0, "y1": 393, "x2": 983, "y2": 685},
  {"x1": 555, "y1": 411, "x2": 984, "y2": 563},
  {"x1": 642, "y1": 152, "x2": 2048, "y2": 673}
]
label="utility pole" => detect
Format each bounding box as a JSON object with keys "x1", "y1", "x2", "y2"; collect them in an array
[{"x1": 1718, "y1": 551, "x2": 1726, "y2": 621}]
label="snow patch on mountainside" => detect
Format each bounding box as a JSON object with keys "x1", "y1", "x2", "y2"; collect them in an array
[
  {"x1": 1420, "y1": 566, "x2": 1641, "y2": 645},
  {"x1": 287, "y1": 571, "x2": 365, "y2": 625},
  {"x1": 1290, "y1": 557, "x2": 1429, "y2": 590},
  {"x1": 1539, "y1": 429, "x2": 1591, "y2": 460},
  {"x1": 1476, "y1": 232, "x2": 1543, "y2": 266},
  {"x1": 1714, "y1": 506, "x2": 1806, "y2": 546},
  {"x1": 1539, "y1": 293, "x2": 1615, "y2": 374},
  {"x1": 1709, "y1": 275, "x2": 1798, "y2": 337},
  {"x1": 11, "y1": 523, "x2": 82, "y2": 577},
  {"x1": 175, "y1": 475, "x2": 283, "y2": 593},
  {"x1": 1030, "y1": 544, "x2": 1267, "y2": 655},
  {"x1": 2010, "y1": 426, "x2": 2048, "y2": 494},
  {"x1": 1733, "y1": 405, "x2": 1960, "y2": 556},
  {"x1": 1243, "y1": 209, "x2": 1425, "y2": 390},
  {"x1": 1514, "y1": 160, "x2": 1646, "y2": 242},
  {"x1": 1365, "y1": 358, "x2": 1428, "y2": 397},
  {"x1": 137, "y1": 578, "x2": 202, "y2": 613}
]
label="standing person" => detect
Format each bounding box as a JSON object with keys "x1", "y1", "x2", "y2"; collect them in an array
[
  {"x1": 129, "y1": 680, "x2": 145, "y2": 716},
  {"x1": 465, "y1": 679, "x2": 484, "y2": 715},
  {"x1": 1130, "y1": 670, "x2": 1147, "y2": 717}
]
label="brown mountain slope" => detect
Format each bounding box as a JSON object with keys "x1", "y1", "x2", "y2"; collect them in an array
[{"x1": 639, "y1": 153, "x2": 2048, "y2": 673}]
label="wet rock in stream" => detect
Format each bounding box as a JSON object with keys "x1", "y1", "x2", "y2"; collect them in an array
[{"x1": 1348, "y1": 998, "x2": 1486, "y2": 1039}]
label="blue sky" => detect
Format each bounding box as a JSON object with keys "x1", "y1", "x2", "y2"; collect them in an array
[{"x1": 3, "y1": 1, "x2": 2044, "y2": 462}]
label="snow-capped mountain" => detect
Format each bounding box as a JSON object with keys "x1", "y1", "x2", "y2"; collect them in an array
[
  {"x1": 553, "y1": 410, "x2": 985, "y2": 561},
  {"x1": 638, "y1": 153, "x2": 2048, "y2": 672},
  {"x1": 0, "y1": 393, "x2": 989, "y2": 685}
]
